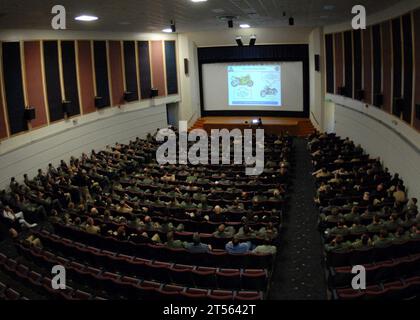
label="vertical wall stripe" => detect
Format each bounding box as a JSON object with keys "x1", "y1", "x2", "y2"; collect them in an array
[
  {"x1": 43, "y1": 41, "x2": 64, "y2": 122},
  {"x1": 401, "y1": 14, "x2": 413, "y2": 123},
  {"x1": 138, "y1": 41, "x2": 152, "y2": 99},
  {"x1": 2, "y1": 42, "x2": 28, "y2": 134},
  {"x1": 19, "y1": 41, "x2": 28, "y2": 110},
  {"x1": 108, "y1": 40, "x2": 125, "y2": 106},
  {"x1": 150, "y1": 40, "x2": 166, "y2": 97},
  {"x1": 106, "y1": 41, "x2": 114, "y2": 107},
  {"x1": 123, "y1": 41, "x2": 139, "y2": 101},
  {"x1": 344, "y1": 31, "x2": 353, "y2": 98},
  {"x1": 325, "y1": 34, "x2": 335, "y2": 94},
  {"x1": 353, "y1": 30, "x2": 363, "y2": 100},
  {"x1": 334, "y1": 33, "x2": 344, "y2": 93},
  {"x1": 121, "y1": 42, "x2": 127, "y2": 92},
  {"x1": 57, "y1": 41, "x2": 66, "y2": 102},
  {"x1": 413, "y1": 9, "x2": 420, "y2": 130},
  {"x1": 61, "y1": 41, "x2": 81, "y2": 117},
  {"x1": 93, "y1": 41, "x2": 111, "y2": 108},
  {"x1": 372, "y1": 24, "x2": 382, "y2": 107},
  {"x1": 135, "y1": 41, "x2": 141, "y2": 100},
  {"x1": 77, "y1": 40, "x2": 96, "y2": 114},
  {"x1": 164, "y1": 40, "x2": 178, "y2": 95},
  {"x1": 0, "y1": 42, "x2": 9, "y2": 139},
  {"x1": 74, "y1": 41, "x2": 83, "y2": 115},
  {"x1": 362, "y1": 27, "x2": 373, "y2": 104},
  {"x1": 39, "y1": 41, "x2": 50, "y2": 124},
  {"x1": 382, "y1": 21, "x2": 393, "y2": 113},
  {"x1": 392, "y1": 18, "x2": 403, "y2": 116},
  {"x1": 23, "y1": 41, "x2": 48, "y2": 128}
]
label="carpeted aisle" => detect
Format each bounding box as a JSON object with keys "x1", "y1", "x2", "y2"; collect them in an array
[{"x1": 269, "y1": 137, "x2": 327, "y2": 300}]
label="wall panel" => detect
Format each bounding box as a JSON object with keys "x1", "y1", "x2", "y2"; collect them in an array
[
  {"x1": 362, "y1": 27, "x2": 373, "y2": 104},
  {"x1": 372, "y1": 24, "x2": 382, "y2": 106},
  {"x1": 43, "y1": 40, "x2": 63, "y2": 122},
  {"x1": 165, "y1": 40, "x2": 178, "y2": 95},
  {"x1": 77, "y1": 40, "x2": 96, "y2": 114},
  {"x1": 0, "y1": 104, "x2": 168, "y2": 189},
  {"x1": 138, "y1": 41, "x2": 152, "y2": 99},
  {"x1": 334, "y1": 33, "x2": 344, "y2": 94},
  {"x1": 61, "y1": 40, "x2": 80, "y2": 117},
  {"x1": 0, "y1": 44, "x2": 8, "y2": 139},
  {"x1": 414, "y1": 9, "x2": 420, "y2": 131},
  {"x1": 382, "y1": 21, "x2": 392, "y2": 113},
  {"x1": 353, "y1": 30, "x2": 362, "y2": 100},
  {"x1": 402, "y1": 13, "x2": 413, "y2": 123},
  {"x1": 2, "y1": 42, "x2": 27, "y2": 134},
  {"x1": 93, "y1": 41, "x2": 111, "y2": 108},
  {"x1": 23, "y1": 41, "x2": 48, "y2": 128},
  {"x1": 123, "y1": 41, "x2": 139, "y2": 101},
  {"x1": 392, "y1": 18, "x2": 403, "y2": 116},
  {"x1": 109, "y1": 41, "x2": 125, "y2": 106},
  {"x1": 151, "y1": 40, "x2": 166, "y2": 97},
  {"x1": 325, "y1": 34, "x2": 335, "y2": 94},
  {"x1": 344, "y1": 31, "x2": 353, "y2": 98}
]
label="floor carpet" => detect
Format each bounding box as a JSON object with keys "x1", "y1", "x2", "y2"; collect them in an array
[{"x1": 268, "y1": 137, "x2": 327, "y2": 300}]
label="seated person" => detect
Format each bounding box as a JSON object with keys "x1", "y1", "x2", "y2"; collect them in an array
[
  {"x1": 253, "y1": 239, "x2": 277, "y2": 255},
  {"x1": 349, "y1": 218, "x2": 368, "y2": 235},
  {"x1": 213, "y1": 224, "x2": 235, "y2": 238},
  {"x1": 184, "y1": 233, "x2": 211, "y2": 253},
  {"x1": 210, "y1": 205, "x2": 226, "y2": 223},
  {"x1": 352, "y1": 234, "x2": 372, "y2": 249},
  {"x1": 326, "y1": 219, "x2": 349, "y2": 238},
  {"x1": 236, "y1": 224, "x2": 256, "y2": 239},
  {"x1": 324, "y1": 235, "x2": 352, "y2": 252},
  {"x1": 410, "y1": 225, "x2": 420, "y2": 239},
  {"x1": 115, "y1": 200, "x2": 133, "y2": 214},
  {"x1": 225, "y1": 236, "x2": 252, "y2": 254},
  {"x1": 24, "y1": 235, "x2": 43, "y2": 248},
  {"x1": 372, "y1": 229, "x2": 392, "y2": 247},
  {"x1": 165, "y1": 231, "x2": 184, "y2": 249},
  {"x1": 393, "y1": 186, "x2": 407, "y2": 204},
  {"x1": 2, "y1": 206, "x2": 37, "y2": 228},
  {"x1": 258, "y1": 222, "x2": 279, "y2": 239},
  {"x1": 393, "y1": 227, "x2": 411, "y2": 243},
  {"x1": 85, "y1": 217, "x2": 100, "y2": 235}
]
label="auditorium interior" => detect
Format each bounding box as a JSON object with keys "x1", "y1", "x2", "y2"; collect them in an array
[{"x1": 0, "y1": 0, "x2": 420, "y2": 303}]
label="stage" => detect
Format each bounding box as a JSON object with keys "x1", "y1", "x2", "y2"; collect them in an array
[{"x1": 190, "y1": 117, "x2": 315, "y2": 136}]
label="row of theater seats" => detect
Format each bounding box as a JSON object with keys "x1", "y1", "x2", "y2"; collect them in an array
[
  {"x1": 329, "y1": 253, "x2": 420, "y2": 287},
  {"x1": 309, "y1": 133, "x2": 419, "y2": 300},
  {"x1": 334, "y1": 277, "x2": 420, "y2": 300},
  {"x1": 0, "y1": 280, "x2": 28, "y2": 300},
  {"x1": 0, "y1": 252, "x2": 105, "y2": 300},
  {"x1": 53, "y1": 223, "x2": 275, "y2": 269},
  {"x1": 327, "y1": 239, "x2": 420, "y2": 267},
  {"x1": 1, "y1": 248, "x2": 263, "y2": 301},
  {"x1": 30, "y1": 229, "x2": 269, "y2": 291}
]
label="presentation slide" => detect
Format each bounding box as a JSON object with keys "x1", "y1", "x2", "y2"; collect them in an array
[
  {"x1": 202, "y1": 61, "x2": 303, "y2": 113},
  {"x1": 228, "y1": 65, "x2": 281, "y2": 107}
]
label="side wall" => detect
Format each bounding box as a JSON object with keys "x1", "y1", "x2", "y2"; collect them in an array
[
  {"x1": 0, "y1": 101, "x2": 170, "y2": 189},
  {"x1": 329, "y1": 94, "x2": 420, "y2": 196}
]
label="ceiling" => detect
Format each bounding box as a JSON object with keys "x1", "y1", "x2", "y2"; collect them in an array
[{"x1": 0, "y1": 0, "x2": 404, "y2": 32}]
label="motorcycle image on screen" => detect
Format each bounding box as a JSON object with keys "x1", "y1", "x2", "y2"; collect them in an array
[
  {"x1": 260, "y1": 81, "x2": 278, "y2": 97},
  {"x1": 231, "y1": 75, "x2": 254, "y2": 87}
]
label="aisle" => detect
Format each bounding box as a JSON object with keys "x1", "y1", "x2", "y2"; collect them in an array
[{"x1": 269, "y1": 138, "x2": 327, "y2": 300}]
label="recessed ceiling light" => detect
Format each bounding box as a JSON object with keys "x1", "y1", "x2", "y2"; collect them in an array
[
  {"x1": 240, "y1": 24, "x2": 251, "y2": 29},
  {"x1": 75, "y1": 15, "x2": 98, "y2": 22},
  {"x1": 162, "y1": 28, "x2": 173, "y2": 33},
  {"x1": 191, "y1": 0, "x2": 208, "y2": 2}
]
